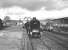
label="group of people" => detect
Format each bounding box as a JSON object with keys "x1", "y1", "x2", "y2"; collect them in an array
[{"x1": 24, "y1": 17, "x2": 40, "y2": 34}]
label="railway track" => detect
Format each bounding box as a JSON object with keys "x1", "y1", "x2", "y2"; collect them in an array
[
  {"x1": 43, "y1": 31, "x2": 68, "y2": 50},
  {"x1": 29, "y1": 38, "x2": 35, "y2": 50},
  {"x1": 39, "y1": 38, "x2": 51, "y2": 50},
  {"x1": 29, "y1": 36, "x2": 51, "y2": 50}
]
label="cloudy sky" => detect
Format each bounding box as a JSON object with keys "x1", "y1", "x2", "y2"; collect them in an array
[
  {"x1": 0, "y1": 0, "x2": 68, "y2": 20},
  {"x1": 0, "y1": 0, "x2": 66, "y2": 10}
]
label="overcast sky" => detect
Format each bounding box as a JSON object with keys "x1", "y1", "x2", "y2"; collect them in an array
[
  {"x1": 0, "y1": 0, "x2": 68, "y2": 20},
  {"x1": 0, "y1": 0, "x2": 68, "y2": 11}
]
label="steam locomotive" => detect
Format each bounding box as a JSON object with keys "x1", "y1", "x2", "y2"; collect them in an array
[
  {"x1": 25, "y1": 21, "x2": 41, "y2": 38},
  {"x1": 29, "y1": 24, "x2": 41, "y2": 38}
]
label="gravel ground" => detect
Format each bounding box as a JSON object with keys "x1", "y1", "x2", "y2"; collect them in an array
[
  {"x1": 0, "y1": 26, "x2": 25, "y2": 50},
  {"x1": 0, "y1": 25, "x2": 67, "y2": 50}
]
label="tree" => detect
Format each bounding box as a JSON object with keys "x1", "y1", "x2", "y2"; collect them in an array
[{"x1": 4, "y1": 16, "x2": 10, "y2": 22}]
